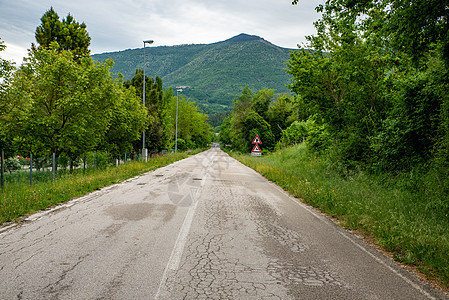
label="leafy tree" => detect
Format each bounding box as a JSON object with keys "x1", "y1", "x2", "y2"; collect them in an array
[
  {"x1": 125, "y1": 70, "x2": 169, "y2": 154},
  {"x1": 287, "y1": 0, "x2": 394, "y2": 167},
  {"x1": 219, "y1": 115, "x2": 233, "y2": 146},
  {"x1": 5, "y1": 157, "x2": 21, "y2": 173},
  {"x1": 288, "y1": 0, "x2": 449, "y2": 173},
  {"x1": 294, "y1": 0, "x2": 449, "y2": 66},
  {"x1": 251, "y1": 88, "x2": 275, "y2": 120},
  {"x1": 278, "y1": 120, "x2": 308, "y2": 148},
  {"x1": 0, "y1": 44, "x2": 144, "y2": 161},
  {"x1": 0, "y1": 38, "x2": 15, "y2": 93},
  {"x1": 167, "y1": 94, "x2": 212, "y2": 149},
  {"x1": 102, "y1": 81, "x2": 147, "y2": 158},
  {"x1": 266, "y1": 94, "x2": 295, "y2": 141},
  {"x1": 34, "y1": 7, "x2": 91, "y2": 60},
  {"x1": 221, "y1": 86, "x2": 279, "y2": 153},
  {"x1": 0, "y1": 38, "x2": 16, "y2": 156},
  {"x1": 244, "y1": 111, "x2": 275, "y2": 152}
]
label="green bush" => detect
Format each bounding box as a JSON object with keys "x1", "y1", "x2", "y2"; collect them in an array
[
  {"x1": 232, "y1": 144, "x2": 449, "y2": 286},
  {"x1": 5, "y1": 157, "x2": 21, "y2": 173}
]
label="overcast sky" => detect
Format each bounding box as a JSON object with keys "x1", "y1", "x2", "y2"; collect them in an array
[{"x1": 0, "y1": 0, "x2": 323, "y2": 64}]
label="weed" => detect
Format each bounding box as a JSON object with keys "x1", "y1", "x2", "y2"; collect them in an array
[
  {"x1": 0, "y1": 152, "x2": 188, "y2": 224},
  {"x1": 231, "y1": 144, "x2": 449, "y2": 287}
]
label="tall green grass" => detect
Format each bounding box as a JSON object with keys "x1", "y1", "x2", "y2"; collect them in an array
[
  {"x1": 0, "y1": 152, "x2": 189, "y2": 224},
  {"x1": 231, "y1": 144, "x2": 449, "y2": 287}
]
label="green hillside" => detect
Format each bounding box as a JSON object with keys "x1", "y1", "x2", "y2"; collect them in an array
[{"x1": 92, "y1": 34, "x2": 294, "y2": 115}]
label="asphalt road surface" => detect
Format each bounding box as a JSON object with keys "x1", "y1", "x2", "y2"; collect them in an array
[{"x1": 0, "y1": 148, "x2": 446, "y2": 299}]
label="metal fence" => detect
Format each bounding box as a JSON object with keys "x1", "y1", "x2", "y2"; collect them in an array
[{"x1": 0, "y1": 149, "x2": 168, "y2": 189}]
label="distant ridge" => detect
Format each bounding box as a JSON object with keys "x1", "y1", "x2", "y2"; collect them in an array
[
  {"x1": 221, "y1": 33, "x2": 262, "y2": 43},
  {"x1": 92, "y1": 33, "x2": 296, "y2": 115}
]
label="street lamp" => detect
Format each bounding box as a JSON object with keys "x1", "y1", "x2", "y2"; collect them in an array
[
  {"x1": 175, "y1": 87, "x2": 182, "y2": 153},
  {"x1": 142, "y1": 39, "x2": 154, "y2": 162},
  {"x1": 175, "y1": 86, "x2": 189, "y2": 153}
]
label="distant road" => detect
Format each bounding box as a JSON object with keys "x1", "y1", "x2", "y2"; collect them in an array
[{"x1": 0, "y1": 149, "x2": 445, "y2": 299}]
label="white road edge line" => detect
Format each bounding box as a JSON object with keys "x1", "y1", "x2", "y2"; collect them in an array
[
  {"x1": 154, "y1": 151, "x2": 215, "y2": 300},
  {"x1": 265, "y1": 175, "x2": 438, "y2": 300}
]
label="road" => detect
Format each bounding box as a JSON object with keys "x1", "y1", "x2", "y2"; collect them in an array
[{"x1": 0, "y1": 148, "x2": 446, "y2": 299}]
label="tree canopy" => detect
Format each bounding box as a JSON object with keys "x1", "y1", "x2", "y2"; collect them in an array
[
  {"x1": 0, "y1": 43, "x2": 146, "y2": 160},
  {"x1": 0, "y1": 8, "x2": 211, "y2": 164},
  {"x1": 286, "y1": 0, "x2": 449, "y2": 173},
  {"x1": 34, "y1": 7, "x2": 91, "y2": 60}
]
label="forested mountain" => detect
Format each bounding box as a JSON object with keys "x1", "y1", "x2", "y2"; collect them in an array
[{"x1": 92, "y1": 34, "x2": 294, "y2": 115}]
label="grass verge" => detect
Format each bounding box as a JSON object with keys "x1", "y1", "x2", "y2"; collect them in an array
[
  {"x1": 0, "y1": 152, "x2": 190, "y2": 225},
  {"x1": 230, "y1": 144, "x2": 449, "y2": 289}
]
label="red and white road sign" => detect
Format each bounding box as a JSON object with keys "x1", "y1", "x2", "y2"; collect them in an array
[
  {"x1": 252, "y1": 144, "x2": 262, "y2": 153},
  {"x1": 252, "y1": 135, "x2": 262, "y2": 144},
  {"x1": 251, "y1": 135, "x2": 262, "y2": 156}
]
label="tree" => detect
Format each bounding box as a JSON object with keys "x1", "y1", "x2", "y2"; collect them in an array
[
  {"x1": 0, "y1": 44, "x2": 144, "y2": 161},
  {"x1": 251, "y1": 88, "x2": 275, "y2": 120},
  {"x1": 125, "y1": 70, "x2": 169, "y2": 153},
  {"x1": 266, "y1": 94, "x2": 295, "y2": 141},
  {"x1": 167, "y1": 94, "x2": 212, "y2": 149},
  {"x1": 244, "y1": 111, "x2": 275, "y2": 152},
  {"x1": 34, "y1": 7, "x2": 91, "y2": 60},
  {"x1": 286, "y1": 0, "x2": 393, "y2": 167},
  {"x1": 219, "y1": 115, "x2": 233, "y2": 146},
  {"x1": 221, "y1": 86, "x2": 278, "y2": 153},
  {"x1": 288, "y1": 0, "x2": 449, "y2": 172},
  {"x1": 0, "y1": 38, "x2": 16, "y2": 156},
  {"x1": 102, "y1": 81, "x2": 147, "y2": 158},
  {"x1": 279, "y1": 121, "x2": 308, "y2": 147}
]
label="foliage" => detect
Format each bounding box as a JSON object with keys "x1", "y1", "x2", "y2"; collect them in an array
[
  {"x1": 0, "y1": 152, "x2": 189, "y2": 224},
  {"x1": 267, "y1": 94, "x2": 295, "y2": 141},
  {"x1": 220, "y1": 86, "x2": 297, "y2": 153},
  {"x1": 0, "y1": 45, "x2": 140, "y2": 160},
  {"x1": 0, "y1": 11, "x2": 150, "y2": 164},
  {"x1": 167, "y1": 94, "x2": 213, "y2": 150},
  {"x1": 92, "y1": 33, "x2": 293, "y2": 115},
  {"x1": 0, "y1": 38, "x2": 15, "y2": 92},
  {"x1": 287, "y1": 0, "x2": 449, "y2": 173},
  {"x1": 0, "y1": 38, "x2": 16, "y2": 156},
  {"x1": 231, "y1": 143, "x2": 449, "y2": 286},
  {"x1": 34, "y1": 7, "x2": 91, "y2": 60},
  {"x1": 102, "y1": 83, "x2": 147, "y2": 158},
  {"x1": 124, "y1": 70, "x2": 169, "y2": 154},
  {"x1": 5, "y1": 157, "x2": 21, "y2": 173},
  {"x1": 278, "y1": 120, "x2": 308, "y2": 148}
]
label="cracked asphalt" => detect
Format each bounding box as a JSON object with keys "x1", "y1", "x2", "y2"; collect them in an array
[{"x1": 0, "y1": 148, "x2": 446, "y2": 299}]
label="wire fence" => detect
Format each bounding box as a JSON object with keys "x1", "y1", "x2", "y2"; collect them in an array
[{"x1": 0, "y1": 149, "x2": 169, "y2": 189}]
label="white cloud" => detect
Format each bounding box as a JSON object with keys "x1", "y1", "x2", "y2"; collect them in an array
[{"x1": 0, "y1": 0, "x2": 323, "y2": 64}]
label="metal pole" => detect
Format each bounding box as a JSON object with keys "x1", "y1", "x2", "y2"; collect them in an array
[
  {"x1": 142, "y1": 42, "x2": 146, "y2": 161},
  {"x1": 142, "y1": 40, "x2": 153, "y2": 162},
  {"x1": 1, "y1": 150, "x2": 4, "y2": 189},
  {"x1": 52, "y1": 153, "x2": 56, "y2": 181},
  {"x1": 30, "y1": 153, "x2": 33, "y2": 186},
  {"x1": 175, "y1": 89, "x2": 179, "y2": 153}
]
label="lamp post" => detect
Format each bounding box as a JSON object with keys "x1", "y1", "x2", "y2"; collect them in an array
[
  {"x1": 175, "y1": 86, "x2": 190, "y2": 153},
  {"x1": 175, "y1": 87, "x2": 182, "y2": 153},
  {"x1": 142, "y1": 39, "x2": 154, "y2": 161}
]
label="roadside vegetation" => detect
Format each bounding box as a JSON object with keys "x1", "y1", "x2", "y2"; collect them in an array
[
  {"x1": 230, "y1": 145, "x2": 449, "y2": 287},
  {"x1": 221, "y1": 0, "x2": 449, "y2": 287},
  {"x1": 0, "y1": 7, "x2": 212, "y2": 165},
  {"x1": 0, "y1": 152, "x2": 191, "y2": 225},
  {"x1": 0, "y1": 8, "x2": 212, "y2": 223}
]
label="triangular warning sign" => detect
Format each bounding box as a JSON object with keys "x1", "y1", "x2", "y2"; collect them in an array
[
  {"x1": 252, "y1": 144, "x2": 262, "y2": 153},
  {"x1": 252, "y1": 135, "x2": 262, "y2": 144}
]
